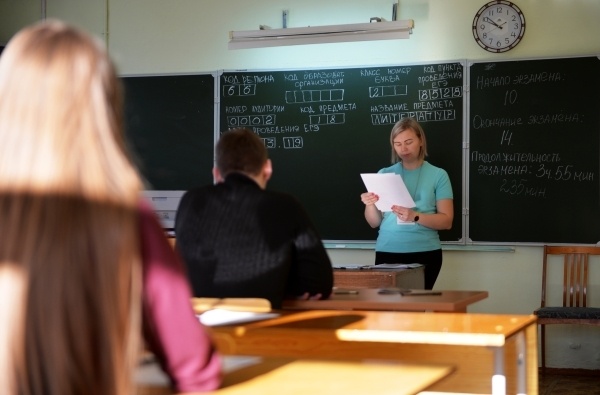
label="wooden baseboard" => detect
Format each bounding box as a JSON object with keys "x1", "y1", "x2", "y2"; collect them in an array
[{"x1": 539, "y1": 367, "x2": 600, "y2": 376}]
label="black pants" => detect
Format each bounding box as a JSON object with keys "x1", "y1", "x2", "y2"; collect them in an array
[{"x1": 374, "y1": 249, "x2": 442, "y2": 290}]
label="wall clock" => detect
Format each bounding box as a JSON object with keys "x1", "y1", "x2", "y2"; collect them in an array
[{"x1": 472, "y1": 1, "x2": 525, "y2": 53}]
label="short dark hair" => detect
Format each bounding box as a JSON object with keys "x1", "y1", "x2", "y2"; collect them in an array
[{"x1": 215, "y1": 128, "x2": 268, "y2": 177}]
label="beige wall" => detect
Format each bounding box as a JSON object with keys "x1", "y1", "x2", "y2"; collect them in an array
[{"x1": 1, "y1": 0, "x2": 599, "y2": 370}]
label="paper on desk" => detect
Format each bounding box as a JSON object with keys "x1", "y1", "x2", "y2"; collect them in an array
[
  {"x1": 198, "y1": 309, "x2": 279, "y2": 327},
  {"x1": 360, "y1": 173, "x2": 415, "y2": 212}
]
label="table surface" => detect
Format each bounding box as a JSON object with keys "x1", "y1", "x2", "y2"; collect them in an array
[
  {"x1": 282, "y1": 288, "x2": 489, "y2": 312},
  {"x1": 206, "y1": 310, "x2": 538, "y2": 395},
  {"x1": 201, "y1": 357, "x2": 453, "y2": 395},
  {"x1": 209, "y1": 309, "x2": 537, "y2": 347},
  {"x1": 139, "y1": 356, "x2": 454, "y2": 395}
]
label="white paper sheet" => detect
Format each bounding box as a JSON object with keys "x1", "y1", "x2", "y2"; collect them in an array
[
  {"x1": 198, "y1": 309, "x2": 280, "y2": 326},
  {"x1": 360, "y1": 173, "x2": 416, "y2": 212}
]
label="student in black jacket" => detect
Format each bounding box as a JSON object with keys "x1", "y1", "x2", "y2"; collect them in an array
[{"x1": 175, "y1": 127, "x2": 333, "y2": 308}]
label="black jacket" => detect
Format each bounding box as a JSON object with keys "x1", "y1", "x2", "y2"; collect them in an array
[{"x1": 175, "y1": 173, "x2": 333, "y2": 308}]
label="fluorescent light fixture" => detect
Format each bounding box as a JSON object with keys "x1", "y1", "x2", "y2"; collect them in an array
[{"x1": 228, "y1": 20, "x2": 414, "y2": 50}]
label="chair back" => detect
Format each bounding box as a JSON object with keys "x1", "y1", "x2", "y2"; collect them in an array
[{"x1": 541, "y1": 245, "x2": 600, "y2": 308}]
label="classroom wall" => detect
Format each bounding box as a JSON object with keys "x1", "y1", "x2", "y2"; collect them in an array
[{"x1": 1, "y1": 0, "x2": 599, "y2": 370}]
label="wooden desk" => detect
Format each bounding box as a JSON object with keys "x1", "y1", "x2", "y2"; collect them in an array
[
  {"x1": 138, "y1": 357, "x2": 454, "y2": 395},
  {"x1": 334, "y1": 267, "x2": 425, "y2": 289},
  {"x1": 212, "y1": 357, "x2": 453, "y2": 395},
  {"x1": 207, "y1": 310, "x2": 538, "y2": 395},
  {"x1": 283, "y1": 288, "x2": 489, "y2": 312}
]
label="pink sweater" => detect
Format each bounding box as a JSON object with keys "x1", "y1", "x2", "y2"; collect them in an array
[{"x1": 139, "y1": 202, "x2": 222, "y2": 392}]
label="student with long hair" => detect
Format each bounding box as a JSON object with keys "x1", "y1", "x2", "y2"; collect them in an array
[{"x1": 0, "y1": 20, "x2": 220, "y2": 395}]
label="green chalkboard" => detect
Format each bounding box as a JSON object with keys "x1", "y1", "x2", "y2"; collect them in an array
[
  {"x1": 469, "y1": 56, "x2": 600, "y2": 244},
  {"x1": 219, "y1": 63, "x2": 465, "y2": 242},
  {"x1": 122, "y1": 74, "x2": 215, "y2": 190}
]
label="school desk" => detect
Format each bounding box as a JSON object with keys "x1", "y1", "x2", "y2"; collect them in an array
[
  {"x1": 282, "y1": 288, "x2": 489, "y2": 312},
  {"x1": 212, "y1": 357, "x2": 453, "y2": 395},
  {"x1": 137, "y1": 356, "x2": 454, "y2": 395},
  {"x1": 206, "y1": 310, "x2": 538, "y2": 395}
]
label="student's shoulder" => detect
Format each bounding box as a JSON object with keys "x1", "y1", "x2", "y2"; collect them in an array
[
  {"x1": 264, "y1": 188, "x2": 298, "y2": 202},
  {"x1": 179, "y1": 185, "x2": 216, "y2": 205},
  {"x1": 183, "y1": 184, "x2": 216, "y2": 196},
  {"x1": 264, "y1": 189, "x2": 305, "y2": 209}
]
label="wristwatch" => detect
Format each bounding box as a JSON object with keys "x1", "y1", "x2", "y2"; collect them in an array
[{"x1": 414, "y1": 215, "x2": 420, "y2": 223}]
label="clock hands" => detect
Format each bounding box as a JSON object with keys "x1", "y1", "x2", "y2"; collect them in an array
[{"x1": 483, "y1": 17, "x2": 506, "y2": 30}]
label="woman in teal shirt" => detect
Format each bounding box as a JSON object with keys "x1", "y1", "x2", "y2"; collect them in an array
[{"x1": 360, "y1": 118, "x2": 454, "y2": 289}]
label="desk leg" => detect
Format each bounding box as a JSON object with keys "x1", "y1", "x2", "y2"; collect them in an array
[
  {"x1": 516, "y1": 331, "x2": 526, "y2": 395},
  {"x1": 492, "y1": 347, "x2": 506, "y2": 395}
]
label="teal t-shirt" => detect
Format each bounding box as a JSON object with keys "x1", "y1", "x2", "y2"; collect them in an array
[{"x1": 375, "y1": 161, "x2": 453, "y2": 253}]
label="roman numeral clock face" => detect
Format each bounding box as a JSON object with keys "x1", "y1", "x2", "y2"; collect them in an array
[{"x1": 472, "y1": 1, "x2": 525, "y2": 53}]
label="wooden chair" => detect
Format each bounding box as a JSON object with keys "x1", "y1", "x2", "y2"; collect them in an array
[{"x1": 533, "y1": 245, "x2": 600, "y2": 372}]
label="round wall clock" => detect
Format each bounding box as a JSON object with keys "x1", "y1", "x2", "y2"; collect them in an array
[{"x1": 472, "y1": 1, "x2": 525, "y2": 53}]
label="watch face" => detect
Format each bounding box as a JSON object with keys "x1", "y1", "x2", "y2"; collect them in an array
[{"x1": 472, "y1": 1, "x2": 525, "y2": 53}]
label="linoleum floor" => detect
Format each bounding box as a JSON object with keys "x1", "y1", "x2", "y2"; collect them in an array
[{"x1": 538, "y1": 371, "x2": 600, "y2": 395}]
